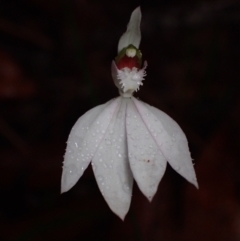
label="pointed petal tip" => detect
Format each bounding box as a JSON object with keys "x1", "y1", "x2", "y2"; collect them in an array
[
  {"x1": 129, "y1": 6, "x2": 142, "y2": 27},
  {"x1": 188, "y1": 177, "x2": 199, "y2": 189},
  {"x1": 107, "y1": 199, "x2": 130, "y2": 221},
  {"x1": 193, "y1": 179, "x2": 199, "y2": 189},
  {"x1": 117, "y1": 6, "x2": 142, "y2": 52},
  {"x1": 111, "y1": 208, "x2": 128, "y2": 221},
  {"x1": 60, "y1": 185, "x2": 69, "y2": 194},
  {"x1": 147, "y1": 196, "x2": 153, "y2": 202},
  {"x1": 60, "y1": 190, "x2": 65, "y2": 195},
  {"x1": 60, "y1": 168, "x2": 79, "y2": 194},
  {"x1": 177, "y1": 170, "x2": 199, "y2": 190},
  {"x1": 133, "y1": 6, "x2": 141, "y2": 15},
  {"x1": 118, "y1": 213, "x2": 126, "y2": 221},
  {"x1": 60, "y1": 182, "x2": 70, "y2": 194}
]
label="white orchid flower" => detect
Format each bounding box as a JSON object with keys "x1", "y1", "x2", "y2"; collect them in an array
[{"x1": 61, "y1": 6, "x2": 198, "y2": 220}]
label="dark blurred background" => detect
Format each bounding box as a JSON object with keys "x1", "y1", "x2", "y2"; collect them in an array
[{"x1": 0, "y1": 0, "x2": 240, "y2": 240}]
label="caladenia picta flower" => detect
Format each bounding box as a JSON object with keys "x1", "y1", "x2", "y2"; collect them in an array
[{"x1": 61, "y1": 7, "x2": 198, "y2": 220}]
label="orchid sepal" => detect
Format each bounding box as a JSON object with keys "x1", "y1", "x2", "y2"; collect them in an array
[{"x1": 118, "y1": 7, "x2": 141, "y2": 53}]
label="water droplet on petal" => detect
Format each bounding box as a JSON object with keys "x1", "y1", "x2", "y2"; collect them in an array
[
  {"x1": 66, "y1": 164, "x2": 78, "y2": 175},
  {"x1": 123, "y1": 183, "x2": 131, "y2": 193},
  {"x1": 97, "y1": 175, "x2": 104, "y2": 182}
]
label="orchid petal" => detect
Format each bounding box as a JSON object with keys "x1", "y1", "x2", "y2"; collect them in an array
[
  {"x1": 92, "y1": 98, "x2": 133, "y2": 220},
  {"x1": 132, "y1": 98, "x2": 198, "y2": 188},
  {"x1": 118, "y1": 7, "x2": 141, "y2": 53},
  {"x1": 61, "y1": 98, "x2": 121, "y2": 193},
  {"x1": 62, "y1": 103, "x2": 109, "y2": 193},
  {"x1": 126, "y1": 99, "x2": 167, "y2": 201}
]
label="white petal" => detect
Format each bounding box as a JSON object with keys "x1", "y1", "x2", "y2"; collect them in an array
[
  {"x1": 132, "y1": 98, "x2": 198, "y2": 188},
  {"x1": 126, "y1": 99, "x2": 167, "y2": 201},
  {"x1": 92, "y1": 98, "x2": 133, "y2": 220},
  {"x1": 118, "y1": 7, "x2": 141, "y2": 53},
  {"x1": 61, "y1": 98, "x2": 121, "y2": 193},
  {"x1": 62, "y1": 102, "x2": 108, "y2": 193}
]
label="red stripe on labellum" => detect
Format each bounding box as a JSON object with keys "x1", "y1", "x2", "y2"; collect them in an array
[{"x1": 116, "y1": 55, "x2": 140, "y2": 70}]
